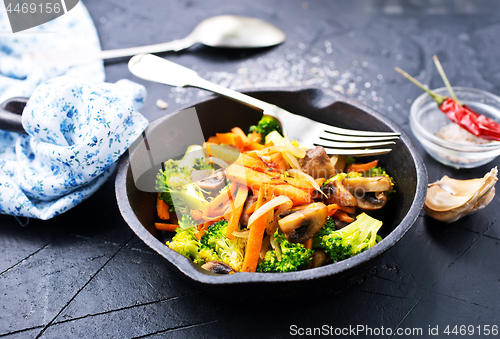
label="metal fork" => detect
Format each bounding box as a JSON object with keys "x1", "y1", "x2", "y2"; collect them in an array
[{"x1": 128, "y1": 54, "x2": 400, "y2": 156}]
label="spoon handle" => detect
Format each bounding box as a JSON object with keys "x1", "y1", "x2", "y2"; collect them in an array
[
  {"x1": 128, "y1": 54, "x2": 275, "y2": 112},
  {"x1": 30, "y1": 37, "x2": 195, "y2": 67},
  {"x1": 94, "y1": 38, "x2": 194, "y2": 60}
]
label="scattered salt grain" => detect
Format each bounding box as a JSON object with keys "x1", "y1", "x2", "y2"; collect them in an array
[{"x1": 437, "y1": 123, "x2": 492, "y2": 145}]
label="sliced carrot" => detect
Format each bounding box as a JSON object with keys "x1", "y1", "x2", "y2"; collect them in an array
[
  {"x1": 259, "y1": 152, "x2": 288, "y2": 172},
  {"x1": 154, "y1": 223, "x2": 179, "y2": 232},
  {"x1": 189, "y1": 209, "x2": 204, "y2": 221},
  {"x1": 245, "y1": 200, "x2": 257, "y2": 215},
  {"x1": 244, "y1": 140, "x2": 274, "y2": 151},
  {"x1": 207, "y1": 136, "x2": 221, "y2": 144},
  {"x1": 195, "y1": 223, "x2": 209, "y2": 240},
  {"x1": 338, "y1": 205, "x2": 356, "y2": 214},
  {"x1": 243, "y1": 150, "x2": 261, "y2": 160},
  {"x1": 327, "y1": 205, "x2": 338, "y2": 217},
  {"x1": 226, "y1": 185, "x2": 249, "y2": 239},
  {"x1": 226, "y1": 164, "x2": 311, "y2": 205},
  {"x1": 315, "y1": 178, "x2": 326, "y2": 186},
  {"x1": 216, "y1": 132, "x2": 235, "y2": 145},
  {"x1": 346, "y1": 160, "x2": 378, "y2": 173},
  {"x1": 327, "y1": 204, "x2": 356, "y2": 215},
  {"x1": 231, "y1": 127, "x2": 252, "y2": 146},
  {"x1": 157, "y1": 193, "x2": 170, "y2": 220},
  {"x1": 216, "y1": 133, "x2": 245, "y2": 151},
  {"x1": 234, "y1": 153, "x2": 268, "y2": 172},
  {"x1": 241, "y1": 185, "x2": 273, "y2": 272},
  {"x1": 283, "y1": 176, "x2": 316, "y2": 192},
  {"x1": 233, "y1": 134, "x2": 245, "y2": 151},
  {"x1": 333, "y1": 210, "x2": 354, "y2": 223},
  {"x1": 268, "y1": 185, "x2": 311, "y2": 206},
  {"x1": 206, "y1": 181, "x2": 238, "y2": 215},
  {"x1": 248, "y1": 131, "x2": 261, "y2": 143},
  {"x1": 302, "y1": 238, "x2": 313, "y2": 250}
]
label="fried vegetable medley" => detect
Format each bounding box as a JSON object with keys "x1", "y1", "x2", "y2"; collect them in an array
[{"x1": 154, "y1": 117, "x2": 394, "y2": 274}]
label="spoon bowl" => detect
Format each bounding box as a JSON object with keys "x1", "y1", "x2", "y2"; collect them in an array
[
  {"x1": 189, "y1": 15, "x2": 286, "y2": 49},
  {"x1": 28, "y1": 15, "x2": 286, "y2": 67}
]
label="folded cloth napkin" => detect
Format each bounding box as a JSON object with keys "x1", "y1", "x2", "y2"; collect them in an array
[
  {"x1": 0, "y1": 2, "x2": 149, "y2": 220},
  {"x1": 0, "y1": 2, "x2": 104, "y2": 102},
  {"x1": 0, "y1": 76, "x2": 148, "y2": 219}
]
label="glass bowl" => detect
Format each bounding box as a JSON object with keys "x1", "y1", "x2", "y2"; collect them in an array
[{"x1": 410, "y1": 87, "x2": 500, "y2": 168}]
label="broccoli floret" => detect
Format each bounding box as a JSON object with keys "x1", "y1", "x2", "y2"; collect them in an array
[
  {"x1": 155, "y1": 159, "x2": 191, "y2": 208},
  {"x1": 193, "y1": 157, "x2": 213, "y2": 170},
  {"x1": 199, "y1": 220, "x2": 247, "y2": 272},
  {"x1": 167, "y1": 226, "x2": 203, "y2": 264},
  {"x1": 179, "y1": 214, "x2": 197, "y2": 229},
  {"x1": 313, "y1": 213, "x2": 383, "y2": 263},
  {"x1": 257, "y1": 232, "x2": 313, "y2": 273},
  {"x1": 249, "y1": 116, "x2": 282, "y2": 141},
  {"x1": 347, "y1": 171, "x2": 363, "y2": 178},
  {"x1": 323, "y1": 172, "x2": 347, "y2": 186},
  {"x1": 156, "y1": 157, "x2": 208, "y2": 215}
]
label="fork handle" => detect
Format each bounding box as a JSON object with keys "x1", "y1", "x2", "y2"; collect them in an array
[
  {"x1": 193, "y1": 78, "x2": 276, "y2": 113},
  {"x1": 128, "y1": 54, "x2": 276, "y2": 114}
]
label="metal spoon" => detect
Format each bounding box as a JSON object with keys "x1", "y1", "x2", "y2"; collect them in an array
[{"x1": 29, "y1": 15, "x2": 286, "y2": 67}]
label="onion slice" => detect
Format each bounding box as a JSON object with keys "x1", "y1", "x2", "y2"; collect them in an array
[
  {"x1": 248, "y1": 195, "x2": 293, "y2": 227},
  {"x1": 284, "y1": 134, "x2": 306, "y2": 158},
  {"x1": 270, "y1": 233, "x2": 282, "y2": 261},
  {"x1": 282, "y1": 151, "x2": 301, "y2": 170},
  {"x1": 232, "y1": 230, "x2": 250, "y2": 238},
  {"x1": 210, "y1": 157, "x2": 229, "y2": 169},
  {"x1": 288, "y1": 169, "x2": 327, "y2": 197}
]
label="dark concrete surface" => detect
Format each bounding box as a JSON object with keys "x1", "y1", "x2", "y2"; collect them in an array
[{"x1": 1, "y1": 0, "x2": 499, "y2": 338}]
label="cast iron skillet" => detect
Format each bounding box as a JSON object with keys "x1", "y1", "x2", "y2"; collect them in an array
[
  {"x1": 116, "y1": 86, "x2": 427, "y2": 304},
  {"x1": 0, "y1": 97, "x2": 29, "y2": 134}
]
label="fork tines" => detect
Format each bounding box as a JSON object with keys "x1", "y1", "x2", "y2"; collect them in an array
[{"x1": 317, "y1": 128, "x2": 400, "y2": 156}]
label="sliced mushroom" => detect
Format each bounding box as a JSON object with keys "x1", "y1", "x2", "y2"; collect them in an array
[
  {"x1": 342, "y1": 176, "x2": 392, "y2": 193},
  {"x1": 356, "y1": 191, "x2": 388, "y2": 210},
  {"x1": 298, "y1": 146, "x2": 337, "y2": 179},
  {"x1": 334, "y1": 219, "x2": 350, "y2": 230},
  {"x1": 201, "y1": 261, "x2": 235, "y2": 274},
  {"x1": 331, "y1": 156, "x2": 346, "y2": 173},
  {"x1": 309, "y1": 249, "x2": 333, "y2": 268},
  {"x1": 323, "y1": 180, "x2": 357, "y2": 206},
  {"x1": 190, "y1": 169, "x2": 212, "y2": 182},
  {"x1": 239, "y1": 195, "x2": 257, "y2": 227},
  {"x1": 277, "y1": 202, "x2": 328, "y2": 243},
  {"x1": 192, "y1": 169, "x2": 226, "y2": 192}
]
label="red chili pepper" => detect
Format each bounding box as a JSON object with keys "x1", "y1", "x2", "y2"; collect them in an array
[
  {"x1": 395, "y1": 67, "x2": 500, "y2": 141},
  {"x1": 439, "y1": 98, "x2": 500, "y2": 140}
]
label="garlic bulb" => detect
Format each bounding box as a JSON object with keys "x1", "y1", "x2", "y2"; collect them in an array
[{"x1": 424, "y1": 167, "x2": 498, "y2": 223}]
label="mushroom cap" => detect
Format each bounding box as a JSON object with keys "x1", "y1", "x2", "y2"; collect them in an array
[
  {"x1": 342, "y1": 176, "x2": 392, "y2": 193},
  {"x1": 278, "y1": 202, "x2": 328, "y2": 243},
  {"x1": 356, "y1": 191, "x2": 388, "y2": 210},
  {"x1": 201, "y1": 261, "x2": 236, "y2": 274}
]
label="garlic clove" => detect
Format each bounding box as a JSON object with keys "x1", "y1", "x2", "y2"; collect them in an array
[{"x1": 424, "y1": 167, "x2": 498, "y2": 223}]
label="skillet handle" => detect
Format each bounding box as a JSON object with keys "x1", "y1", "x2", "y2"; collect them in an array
[{"x1": 0, "y1": 97, "x2": 29, "y2": 134}]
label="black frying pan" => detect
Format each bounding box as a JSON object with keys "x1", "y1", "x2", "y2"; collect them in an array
[{"x1": 0, "y1": 97, "x2": 29, "y2": 134}]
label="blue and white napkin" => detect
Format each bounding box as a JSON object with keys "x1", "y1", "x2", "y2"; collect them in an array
[{"x1": 0, "y1": 3, "x2": 149, "y2": 219}]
